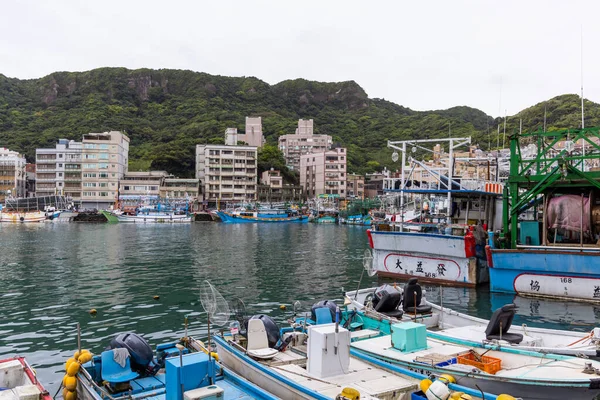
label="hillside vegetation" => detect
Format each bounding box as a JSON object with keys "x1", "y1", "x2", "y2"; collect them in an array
[{"x1": 0, "y1": 68, "x2": 598, "y2": 177}]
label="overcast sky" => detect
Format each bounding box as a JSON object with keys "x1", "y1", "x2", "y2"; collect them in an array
[{"x1": 1, "y1": 0, "x2": 598, "y2": 117}]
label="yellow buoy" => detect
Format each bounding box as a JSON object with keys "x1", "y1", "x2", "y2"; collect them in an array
[
  {"x1": 279, "y1": 304, "x2": 286, "y2": 310},
  {"x1": 89, "y1": 309, "x2": 97, "y2": 315},
  {"x1": 153, "y1": 295, "x2": 160, "y2": 300},
  {"x1": 64, "y1": 375, "x2": 77, "y2": 391},
  {"x1": 450, "y1": 392, "x2": 472, "y2": 400},
  {"x1": 419, "y1": 379, "x2": 433, "y2": 393},
  {"x1": 78, "y1": 352, "x2": 92, "y2": 364},
  {"x1": 338, "y1": 387, "x2": 360, "y2": 400},
  {"x1": 496, "y1": 396, "x2": 517, "y2": 400},
  {"x1": 67, "y1": 362, "x2": 80, "y2": 376},
  {"x1": 439, "y1": 373, "x2": 456, "y2": 384},
  {"x1": 210, "y1": 352, "x2": 219, "y2": 361},
  {"x1": 64, "y1": 358, "x2": 76, "y2": 370},
  {"x1": 73, "y1": 350, "x2": 81, "y2": 360},
  {"x1": 62, "y1": 388, "x2": 70, "y2": 400},
  {"x1": 65, "y1": 389, "x2": 77, "y2": 400}
]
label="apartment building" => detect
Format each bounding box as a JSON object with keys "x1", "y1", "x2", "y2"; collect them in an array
[
  {"x1": 224, "y1": 117, "x2": 265, "y2": 147},
  {"x1": 80, "y1": 131, "x2": 130, "y2": 209},
  {"x1": 159, "y1": 178, "x2": 200, "y2": 199},
  {"x1": 196, "y1": 144, "x2": 258, "y2": 204},
  {"x1": 278, "y1": 119, "x2": 332, "y2": 170},
  {"x1": 346, "y1": 174, "x2": 365, "y2": 199},
  {"x1": 299, "y1": 147, "x2": 347, "y2": 198},
  {"x1": 120, "y1": 171, "x2": 167, "y2": 196},
  {"x1": 35, "y1": 139, "x2": 83, "y2": 200},
  {"x1": 0, "y1": 148, "x2": 26, "y2": 202}
]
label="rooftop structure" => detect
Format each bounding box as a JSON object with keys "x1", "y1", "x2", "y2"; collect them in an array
[{"x1": 278, "y1": 119, "x2": 332, "y2": 171}]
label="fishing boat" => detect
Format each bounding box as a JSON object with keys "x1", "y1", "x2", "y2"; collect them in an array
[
  {"x1": 369, "y1": 137, "x2": 504, "y2": 287},
  {"x1": 343, "y1": 214, "x2": 372, "y2": 226},
  {"x1": 489, "y1": 126, "x2": 600, "y2": 302},
  {"x1": 344, "y1": 280, "x2": 600, "y2": 358},
  {"x1": 0, "y1": 356, "x2": 51, "y2": 399},
  {"x1": 73, "y1": 333, "x2": 276, "y2": 400},
  {"x1": 115, "y1": 211, "x2": 191, "y2": 223},
  {"x1": 216, "y1": 208, "x2": 308, "y2": 223},
  {"x1": 345, "y1": 311, "x2": 600, "y2": 400},
  {"x1": 213, "y1": 310, "x2": 495, "y2": 400},
  {"x1": 0, "y1": 195, "x2": 71, "y2": 222}
]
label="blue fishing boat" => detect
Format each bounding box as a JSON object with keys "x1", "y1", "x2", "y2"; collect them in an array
[
  {"x1": 344, "y1": 214, "x2": 372, "y2": 226},
  {"x1": 217, "y1": 208, "x2": 308, "y2": 223},
  {"x1": 488, "y1": 127, "x2": 600, "y2": 302},
  {"x1": 74, "y1": 333, "x2": 276, "y2": 400}
]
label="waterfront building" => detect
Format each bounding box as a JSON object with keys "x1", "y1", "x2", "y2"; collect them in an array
[
  {"x1": 346, "y1": 174, "x2": 365, "y2": 199},
  {"x1": 120, "y1": 171, "x2": 168, "y2": 200},
  {"x1": 278, "y1": 119, "x2": 332, "y2": 171},
  {"x1": 80, "y1": 131, "x2": 130, "y2": 209},
  {"x1": 35, "y1": 139, "x2": 83, "y2": 200},
  {"x1": 299, "y1": 147, "x2": 347, "y2": 198},
  {"x1": 0, "y1": 148, "x2": 26, "y2": 202},
  {"x1": 196, "y1": 144, "x2": 258, "y2": 205},
  {"x1": 159, "y1": 177, "x2": 200, "y2": 200},
  {"x1": 364, "y1": 170, "x2": 389, "y2": 199},
  {"x1": 260, "y1": 169, "x2": 283, "y2": 189}
]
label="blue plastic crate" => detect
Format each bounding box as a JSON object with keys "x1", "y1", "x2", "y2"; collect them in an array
[{"x1": 411, "y1": 391, "x2": 427, "y2": 399}]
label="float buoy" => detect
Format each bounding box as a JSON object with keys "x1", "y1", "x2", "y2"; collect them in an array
[
  {"x1": 279, "y1": 304, "x2": 286, "y2": 311},
  {"x1": 89, "y1": 309, "x2": 97, "y2": 316},
  {"x1": 336, "y1": 387, "x2": 360, "y2": 400},
  {"x1": 62, "y1": 349, "x2": 93, "y2": 400},
  {"x1": 153, "y1": 295, "x2": 160, "y2": 300}
]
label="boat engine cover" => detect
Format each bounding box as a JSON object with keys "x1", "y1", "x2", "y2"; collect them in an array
[
  {"x1": 311, "y1": 300, "x2": 337, "y2": 323},
  {"x1": 246, "y1": 315, "x2": 280, "y2": 348},
  {"x1": 109, "y1": 333, "x2": 154, "y2": 370},
  {"x1": 373, "y1": 284, "x2": 402, "y2": 310}
]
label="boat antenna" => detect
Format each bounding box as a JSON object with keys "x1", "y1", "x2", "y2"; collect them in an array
[
  {"x1": 502, "y1": 109, "x2": 507, "y2": 149},
  {"x1": 580, "y1": 25, "x2": 586, "y2": 171}
]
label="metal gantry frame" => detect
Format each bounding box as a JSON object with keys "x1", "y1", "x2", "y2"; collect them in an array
[
  {"x1": 387, "y1": 137, "x2": 471, "y2": 214},
  {"x1": 504, "y1": 127, "x2": 600, "y2": 248}
]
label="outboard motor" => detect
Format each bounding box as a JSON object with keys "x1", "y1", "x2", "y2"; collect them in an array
[
  {"x1": 109, "y1": 333, "x2": 154, "y2": 373},
  {"x1": 372, "y1": 284, "x2": 402, "y2": 312},
  {"x1": 244, "y1": 315, "x2": 280, "y2": 348},
  {"x1": 311, "y1": 300, "x2": 337, "y2": 323}
]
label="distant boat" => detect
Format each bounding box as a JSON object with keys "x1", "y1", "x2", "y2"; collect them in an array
[
  {"x1": 343, "y1": 214, "x2": 372, "y2": 226},
  {"x1": 0, "y1": 195, "x2": 71, "y2": 223},
  {"x1": 0, "y1": 356, "x2": 51, "y2": 399},
  {"x1": 217, "y1": 209, "x2": 308, "y2": 223}
]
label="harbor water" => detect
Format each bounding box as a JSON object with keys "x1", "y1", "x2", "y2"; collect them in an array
[{"x1": 1, "y1": 222, "x2": 599, "y2": 395}]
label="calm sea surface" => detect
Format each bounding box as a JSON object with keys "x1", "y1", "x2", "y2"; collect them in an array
[{"x1": 1, "y1": 222, "x2": 599, "y2": 394}]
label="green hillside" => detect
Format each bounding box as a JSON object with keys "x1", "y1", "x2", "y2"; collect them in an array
[{"x1": 0, "y1": 68, "x2": 598, "y2": 177}]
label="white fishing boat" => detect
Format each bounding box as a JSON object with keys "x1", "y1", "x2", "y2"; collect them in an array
[
  {"x1": 0, "y1": 195, "x2": 72, "y2": 223},
  {"x1": 0, "y1": 356, "x2": 51, "y2": 400},
  {"x1": 369, "y1": 137, "x2": 504, "y2": 287},
  {"x1": 214, "y1": 313, "x2": 494, "y2": 400},
  {"x1": 115, "y1": 212, "x2": 191, "y2": 223},
  {"x1": 346, "y1": 312, "x2": 600, "y2": 400},
  {"x1": 345, "y1": 282, "x2": 600, "y2": 358}
]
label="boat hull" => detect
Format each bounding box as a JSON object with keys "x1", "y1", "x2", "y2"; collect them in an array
[
  {"x1": 0, "y1": 211, "x2": 47, "y2": 222},
  {"x1": 490, "y1": 248, "x2": 600, "y2": 302},
  {"x1": 217, "y1": 211, "x2": 308, "y2": 223},
  {"x1": 116, "y1": 214, "x2": 191, "y2": 223},
  {"x1": 370, "y1": 230, "x2": 482, "y2": 287}
]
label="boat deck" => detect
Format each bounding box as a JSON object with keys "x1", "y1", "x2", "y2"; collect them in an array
[
  {"x1": 351, "y1": 335, "x2": 598, "y2": 382},
  {"x1": 257, "y1": 344, "x2": 417, "y2": 399}
]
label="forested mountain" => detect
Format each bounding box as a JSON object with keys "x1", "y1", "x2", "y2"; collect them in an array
[{"x1": 0, "y1": 68, "x2": 598, "y2": 177}]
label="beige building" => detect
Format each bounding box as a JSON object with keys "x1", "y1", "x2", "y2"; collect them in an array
[
  {"x1": 224, "y1": 117, "x2": 265, "y2": 147},
  {"x1": 278, "y1": 119, "x2": 332, "y2": 171},
  {"x1": 159, "y1": 178, "x2": 200, "y2": 200},
  {"x1": 346, "y1": 174, "x2": 365, "y2": 199},
  {"x1": 0, "y1": 148, "x2": 26, "y2": 202},
  {"x1": 260, "y1": 169, "x2": 283, "y2": 189},
  {"x1": 300, "y1": 147, "x2": 347, "y2": 198},
  {"x1": 120, "y1": 171, "x2": 168, "y2": 200},
  {"x1": 196, "y1": 144, "x2": 258, "y2": 204},
  {"x1": 81, "y1": 131, "x2": 130, "y2": 209},
  {"x1": 36, "y1": 139, "x2": 83, "y2": 200}
]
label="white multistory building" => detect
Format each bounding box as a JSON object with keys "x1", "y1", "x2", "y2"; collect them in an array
[
  {"x1": 300, "y1": 147, "x2": 347, "y2": 198},
  {"x1": 36, "y1": 139, "x2": 83, "y2": 200}
]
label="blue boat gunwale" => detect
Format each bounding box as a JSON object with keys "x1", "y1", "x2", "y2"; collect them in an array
[{"x1": 212, "y1": 335, "x2": 330, "y2": 400}]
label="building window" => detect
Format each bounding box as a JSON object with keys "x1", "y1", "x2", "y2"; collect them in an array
[
  {"x1": 58, "y1": 172, "x2": 63, "y2": 177},
  {"x1": 99, "y1": 192, "x2": 109, "y2": 197},
  {"x1": 99, "y1": 153, "x2": 109, "y2": 160},
  {"x1": 99, "y1": 163, "x2": 108, "y2": 169},
  {"x1": 99, "y1": 173, "x2": 108, "y2": 178},
  {"x1": 84, "y1": 144, "x2": 96, "y2": 149},
  {"x1": 58, "y1": 163, "x2": 63, "y2": 167},
  {"x1": 99, "y1": 144, "x2": 109, "y2": 150}
]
